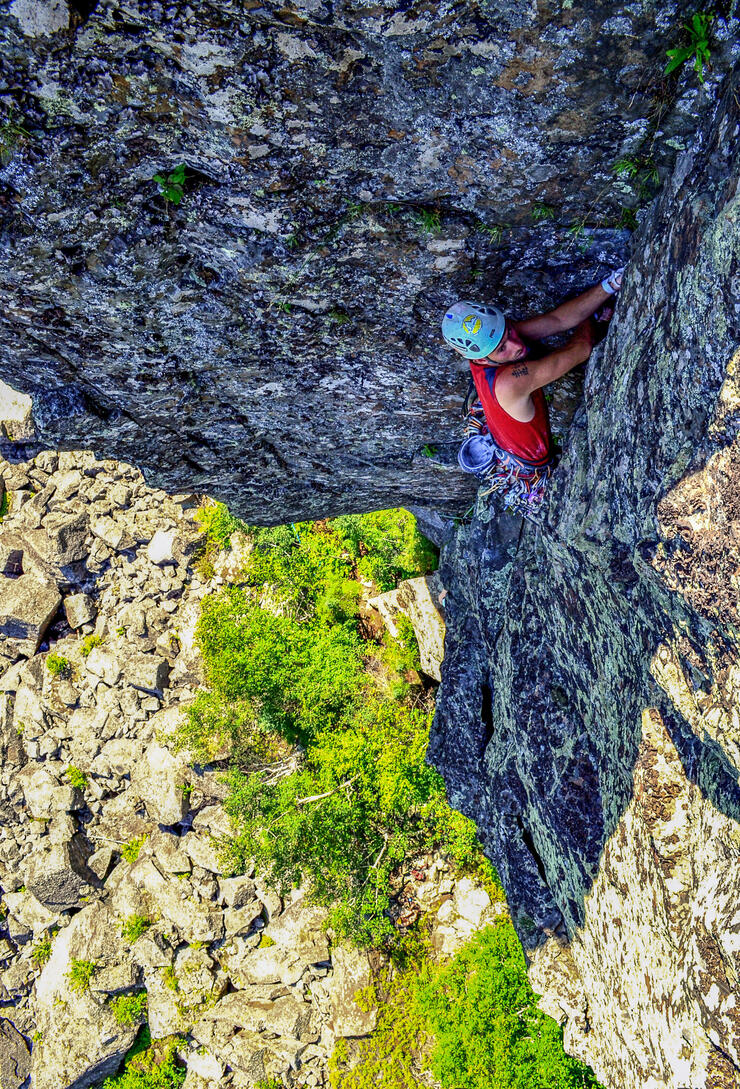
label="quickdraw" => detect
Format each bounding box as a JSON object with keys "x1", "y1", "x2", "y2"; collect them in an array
[{"x1": 460, "y1": 391, "x2": 554, "y2": 521}]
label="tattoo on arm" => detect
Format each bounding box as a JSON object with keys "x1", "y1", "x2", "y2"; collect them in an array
[{"x1": 511, "y1": 365, "x2": 529, "y2": 377}]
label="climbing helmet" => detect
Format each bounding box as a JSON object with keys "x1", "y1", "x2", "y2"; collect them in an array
[{"x1": 441, "y1": 300, "x2": 506, "y2": 360}]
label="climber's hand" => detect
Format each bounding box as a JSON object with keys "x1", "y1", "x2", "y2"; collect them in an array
[
  {"x1": 601, "y1": 267, "x2": 624, "y2": 295},
  {"x1": 594, "y1": 304, "x2": 614, "y2": 324}
]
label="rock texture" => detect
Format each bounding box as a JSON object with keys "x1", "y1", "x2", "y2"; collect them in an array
[
  {"x1": 1, "y1": 1, "x2": 735, "y2": 521},
  {"x1": 430, "y1": 63, "x2": 740, "y2": 1089}
]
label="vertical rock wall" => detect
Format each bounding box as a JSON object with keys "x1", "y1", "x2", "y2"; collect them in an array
[{"x1": 430, "y1": 64, "x2": 740, "y2": 1089}]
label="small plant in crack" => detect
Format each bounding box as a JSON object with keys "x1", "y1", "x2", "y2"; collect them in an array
[
  {"x1": 153, "y1": 163, "x2": 187, "y2": 206},
  {"x1": 665, "y1": 12, "x2": 713, "y2": 84}
]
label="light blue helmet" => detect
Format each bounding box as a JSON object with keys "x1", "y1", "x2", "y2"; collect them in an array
[{"x1": 441, "y1": 300, "x2": 506, "y2": 360}]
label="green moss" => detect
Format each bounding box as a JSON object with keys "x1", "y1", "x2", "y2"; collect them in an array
[
  {"x1": 111, "y1": 992, "x2": 148, "y2": 1026},
  {"x1": 102, "y1": 1030, "x2": 186, "y2": 1089},
  {"x1": 80, "y1": 634, "x2": 104, "y2": 657},
  {"x1": 66, "y1": 959, "x2": 98, "y2": 995},
  {"x1": 64, "y1": 766, "x2": 88, "y2": 791},
  {"x1": 46, "y1": 654, "x2": 72, "y2": 678},
  {"x1": 121, "y1": 835, "x2": 149, "y2": 864},
  {"x1": 31, "y1": 936, "x2": 53, "y2": 968},
  {"x1": 121, "y1": 915, "x2": 152, "y2": 943}
]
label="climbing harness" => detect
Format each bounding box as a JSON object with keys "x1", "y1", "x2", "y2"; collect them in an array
[
  {"x1": 459, "y1": 384, "x2": 553, "y2": 522},
  {"x1": 441, "y1": 301, "x2": 506, "y2": 359}
]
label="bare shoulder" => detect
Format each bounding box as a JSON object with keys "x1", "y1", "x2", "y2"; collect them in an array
[{"x1": 494, "y1": 362, "x2": 535, "y2": 418}]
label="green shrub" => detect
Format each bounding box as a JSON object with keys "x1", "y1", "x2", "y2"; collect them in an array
[
  {"x1": 64, "y1": 766, "x2": 88, "y2": 791},
  {"x1": 111, "y1": 992, "x2": 148, "y2": 1026},
  {"x1": 195, "y1": 500, "x2": 248, "y2": 551},
  {"x1": 223, "y1": 699, "x2": 484, "y2": 945},
  {"x1": 66, "y1": 959, "x2": 98, "y2": 995},
  {"x1": 31, "y1": 936, "x2": 53, "y2": 968},
  {"x1": 121, "y1": 915, "x2": 152, "y2": 943},
  {"x1": 103, "y1": 1029, "x2": 186, "y2": 1089},
  {"x1": 195, "y1": 588, "x2": 364, "y2": 743},
  {"x1": 121, "y1": 835, "x2": 149, "y2": 864},
  {"x1": 331, "y1": 509, "x2": 437, "y2": 592},
  {"x1": 80, "y1": 634, "x2": 103, "y2": 657},
  {"x1": 415, "y1": 920, "x2": 603, "y2": 1089},
  {"x1": 46, "y1": 654, "x2": 71, "y2": 678}
]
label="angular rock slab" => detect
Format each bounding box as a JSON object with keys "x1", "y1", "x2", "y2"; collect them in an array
[
  {"x1": 0, "y1": 1018, "x2": 31, "y2": 1089},
  {"x1": 368, "y1": 572, "x2": 446, "y2": 681},
  {"x1": 130, "y1": 741, "x2": 189, "y2": 826},
  {"x1": 24, "y1": 835, "x2": 99, "y2": 911},
  {"x1": 33, "y1": 902, "x2": 137, "y2": 1089},
  {"x1": 326, "y1": 946, "x2": 377, "y2": 1038},
  {"x1": 0, "y1": 574, "x2": 61, "y2": 656}
]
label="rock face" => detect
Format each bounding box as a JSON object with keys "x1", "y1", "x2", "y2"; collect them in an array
[
  {"x1": 430, "y1": 66, "x2": 740, "y2": 1089},
  {"x1": 1, "y1": 1, "x2": 735, "y2": 521}
]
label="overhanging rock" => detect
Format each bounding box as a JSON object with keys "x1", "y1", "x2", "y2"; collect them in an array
[{"x1": 0, "y1": 0, "x2": 732, "y2": 522}]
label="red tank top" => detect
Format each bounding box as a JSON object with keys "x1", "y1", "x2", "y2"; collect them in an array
[{"x1": 470, "y1": 362, "x2": 551, "y2": 465}]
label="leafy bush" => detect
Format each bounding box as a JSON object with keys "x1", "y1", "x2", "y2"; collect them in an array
[
  {"x1": 81, "y1": 634, "x2": 103, "y2": 657},
  {"x1": 121, "y1": 915, "x2": 152, "y2": 943},
  {"x1": 222, "y1": 700, "x2": 488, "y2": 945},
  {"x1": 194, "y1": 588, "x2": 364, "y2": 744},
  {"x1": 331, "y1": 510, "x2": 437, "y2": 592},
  {"x1": 46, "y1": 654, "x2": 71, "y2": 678},
  {"x1": 64, "y1": 766, "x2": 88, "y2": 791},
  {"x1": 415, "y1": 920, "x2": 602, "y2": 1089},
  {"x1": 67, "y1": 959, "x2": 98, "y2": 994},
  {"x1": 103, "y1": 1030, "x2": 186, "y2": 1089},
  {"x1": 195, "y1": 501, "x2": 248, "y2": 551},
  {"x1": 111, "y1": 992, "x2": 148, "y2": 1026},
  {"x1": 121, "y1": 835, "x2": 149, "y2": 864},
  {"x1": 31, "y1": 936, "x2": 53, "y2": 968}
]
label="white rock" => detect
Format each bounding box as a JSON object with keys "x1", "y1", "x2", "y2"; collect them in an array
[{"x1": 147, "y1": 529, "x2": 178, "y2": 566}]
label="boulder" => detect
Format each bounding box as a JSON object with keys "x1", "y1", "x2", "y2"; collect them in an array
[
  {"x1": 130, "y1": 741, "x2": 189, "y2": 826},
  {"x1": 219, "y1": 874, "x2": 257, "y2": 909},
  {"x1": 121, "y1": 652, "x2": 170, "y2": 693},
  {"x1": 24, "y1": 835, "x2": 100, "y2": 911},
  {"x1": 125, "y1": 856, "x2": 224, "y2": 944},
  {"x1": 264, "y1": 896, "x2": 330, "y2": 964},
  {"x1": 0, "y1": 1018, "x2": 31, "y2": 1089},
  {"x1": 85, "y1": 646, "x2": 122, "y2": 686},
  {"x1": 90, "y1": 517, "x2": 136, "y2": 552},
  {"x1": 2, "y1": 889, "x2": 61, "y2": 936},
  {"x1": 23, "y1": 511, "x2": 90, "y2": 567},
  {"x1": 16, "y1": 762, "x2": 78, "y2": 819},
  {"x1": 7, "y1": 0, "x2": 69, "y2": 38},
  {"x1": 368, "y1": 572, "x2": 446, "y2": 681},
  {"x1": 195, "y1": 991, "x2": 319, "y2": 1041},
  {"x1": 147, "y1": 529, "x2": 177, "y2": 566},
  {"x1": 0, "y1": 574, "x2": 61, "y2": 656},
  {"x1": 33, "y1": 902, "x2": 138, "y2": 1089},
  {"x1": 453, "y1": 876, "x2": 491, "y2": 927},
  {"x1": 326, "y1": 946, "x2": 377, "y2": 1038},
  {"x1": 64, "y1": 593, "x2": 97, "y2": 629},
  {"x1": 226, "y1": 944, "x2": 304, "y2": 988},
  {"x1": 0, "y1": 378, "x2": 35, "y2": 439}
]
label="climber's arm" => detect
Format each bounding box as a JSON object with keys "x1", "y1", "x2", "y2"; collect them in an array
[
  {"x1": 516, "y1": 283, "x2": 612, "y2": 339},
  {"x1": 496, "y1": 320, "x2": 595, "y2": 412}
]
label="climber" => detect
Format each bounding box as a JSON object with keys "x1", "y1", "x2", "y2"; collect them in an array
[{"x1": 439, "y1": 270, "x2": 623, "y2": 518}]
